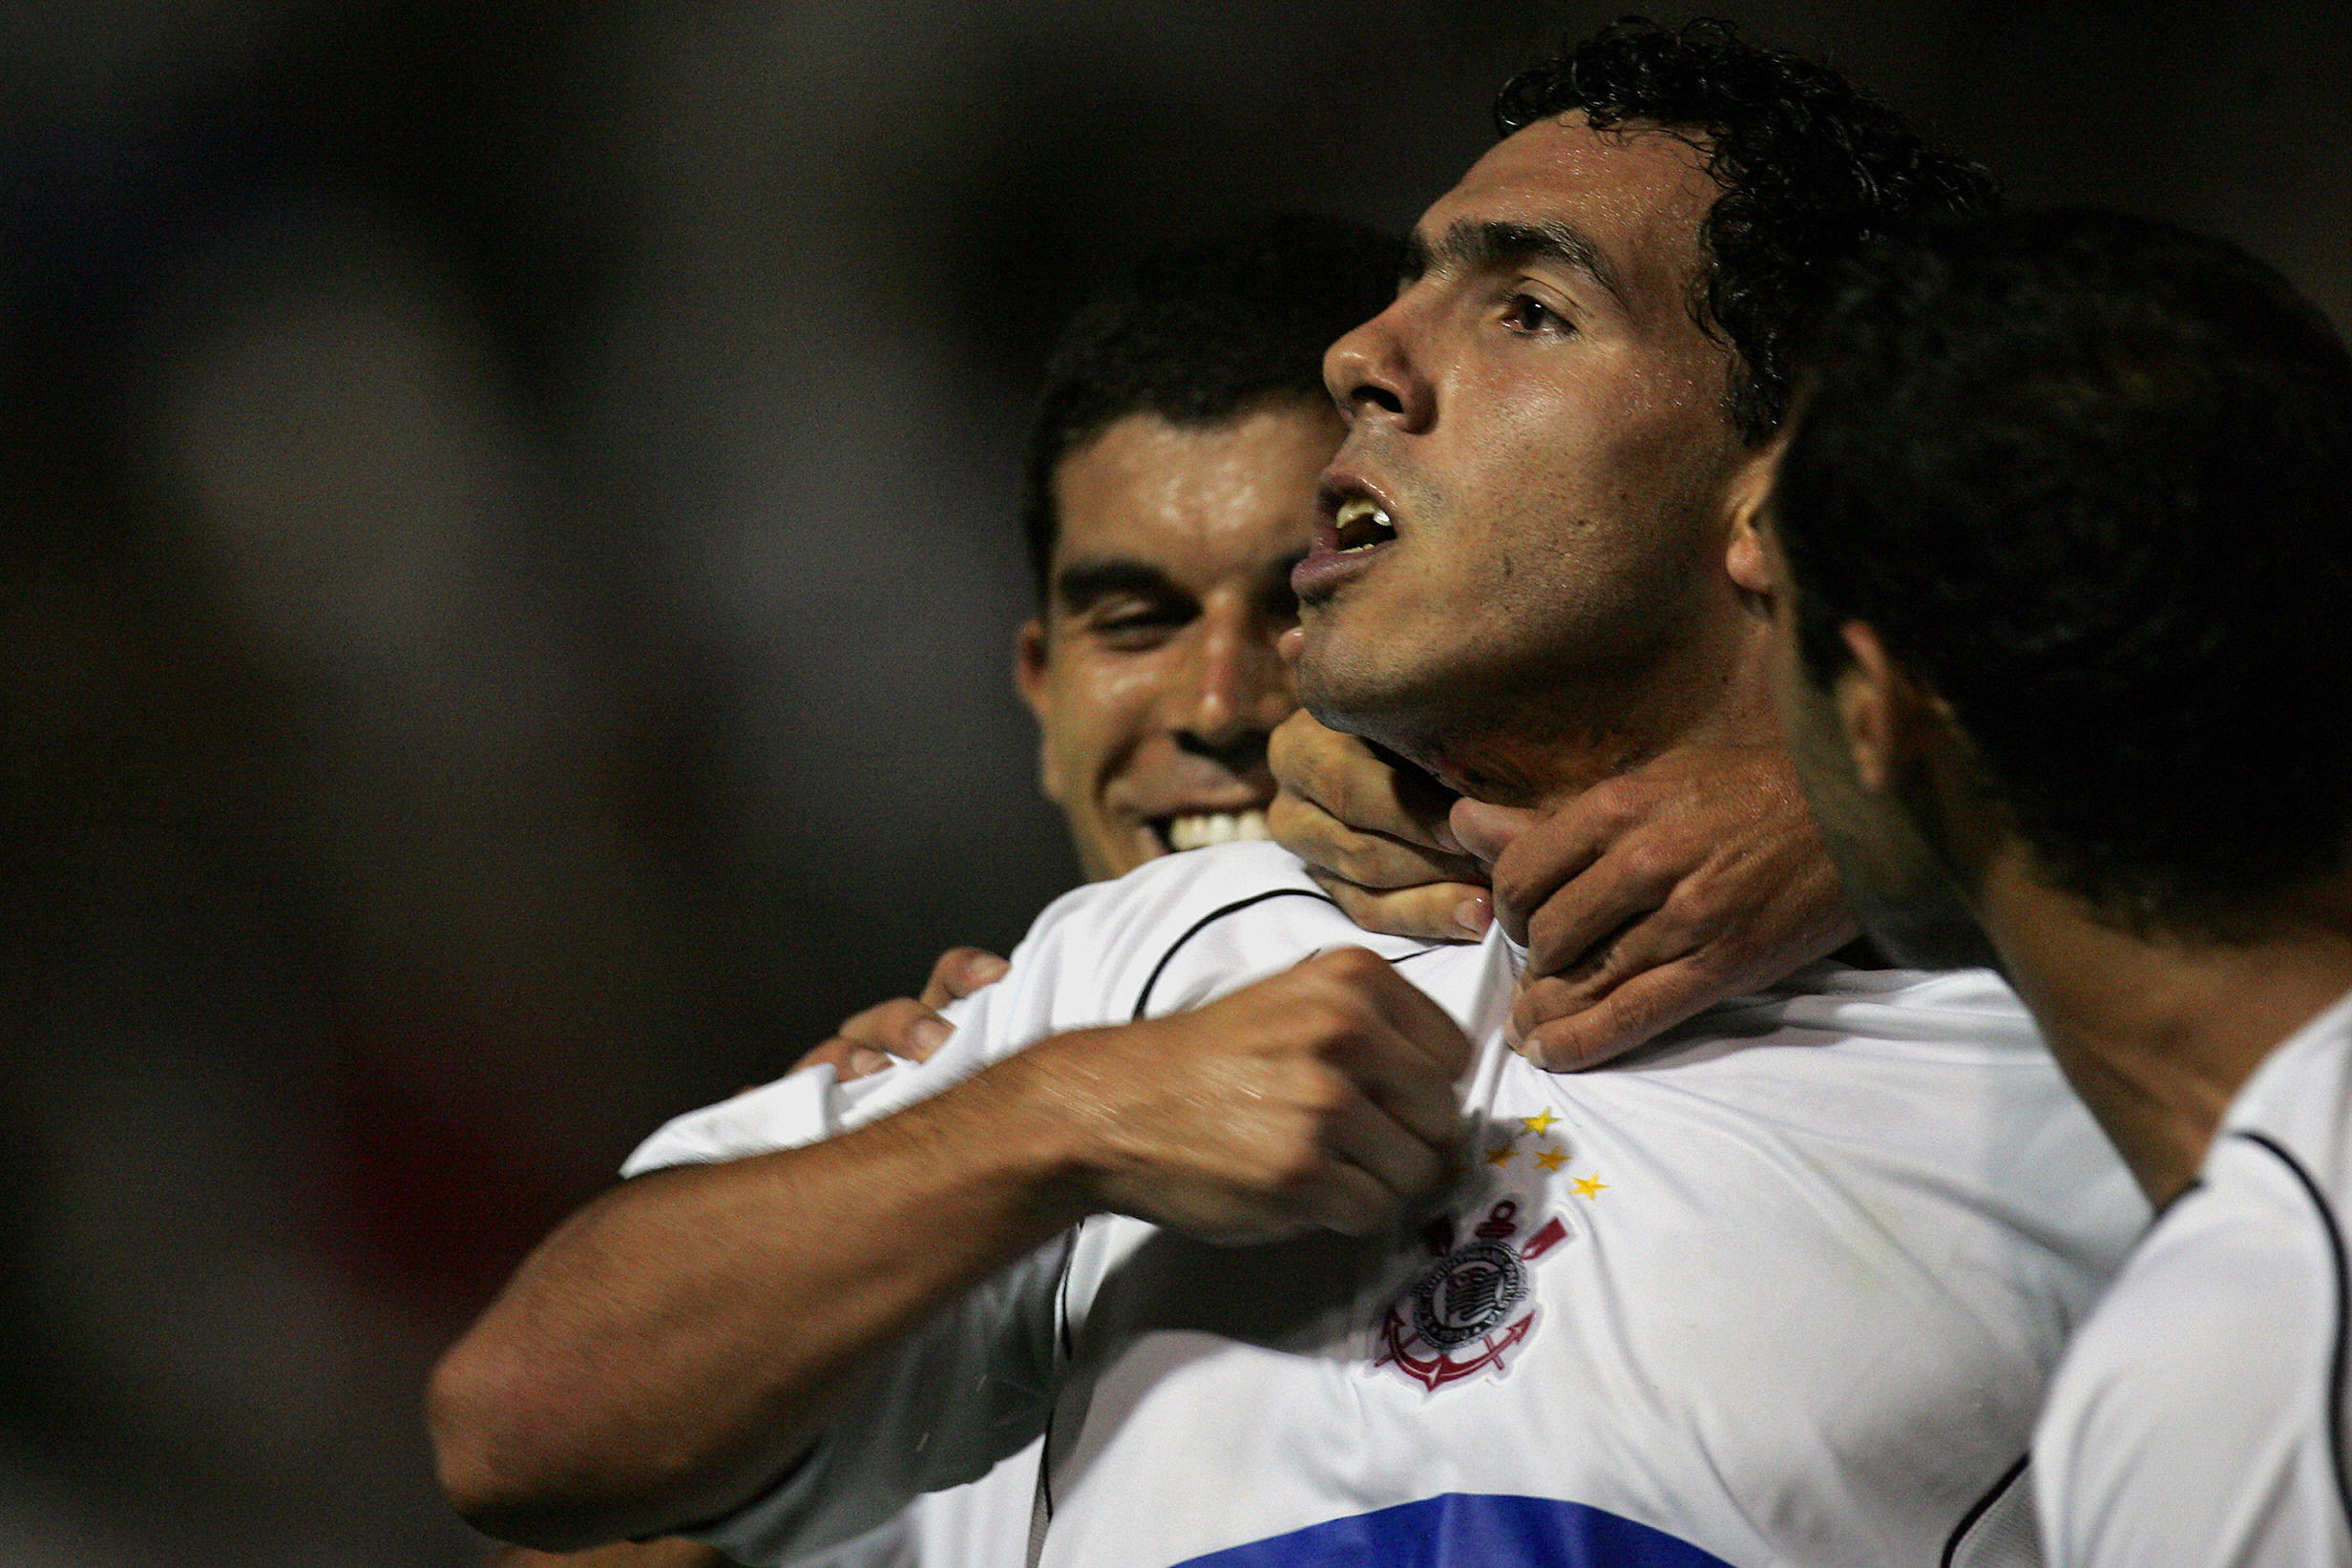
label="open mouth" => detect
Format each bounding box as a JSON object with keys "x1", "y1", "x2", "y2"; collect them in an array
[
  {"x1": 1332, "y1": 496, "x2": 1397, "y2": 553},
  {"x1": 1149, "y1": 809, "x2": 1272, "y2": 853},
  {"x1": 1296, "y1": 475, "x2": 1404, "y2": 602}
]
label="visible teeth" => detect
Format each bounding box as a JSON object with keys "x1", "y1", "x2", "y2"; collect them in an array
[
  {"x1": 1166, "y1": 810, "x2": 1272, "y2": 851},
  {"x1": 1333, "y1": 497, "x2": 1396, "y2": 552}
]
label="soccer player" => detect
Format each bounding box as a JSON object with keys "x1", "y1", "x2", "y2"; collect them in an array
[
  {"x1": 1763, "y1": 208, "x2": 2352, "y2": 1567},
  {"x1": 431, "y1": 23, "x2": 2144, "y2": 1566},
  {"x1": 496, "y1": 205, "x2": 1853, "y2": 1568}
]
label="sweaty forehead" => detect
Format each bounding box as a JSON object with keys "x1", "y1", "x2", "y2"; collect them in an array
[
  {"x1": 1423, "y1": 114, "x2": 1719, "y2": 312},
  {"x1": 1050, "y1": 404, "x2": 1334, "y2": 579}
]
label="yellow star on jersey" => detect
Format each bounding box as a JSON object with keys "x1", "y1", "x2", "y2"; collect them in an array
[
  {"x1": 1533, "y1": 1147, "x2": 1568, "y2": 1173},
  {"x1": 1521, "y1": 1111, "x2": 1559, "y2": 1136},
  {"x1": 1485, "y1": 1143, "x2": 1516, "y2": 1168},
  {"x1": 1571, "y1": 1173, "x2": 1607, "y2": 1200}
]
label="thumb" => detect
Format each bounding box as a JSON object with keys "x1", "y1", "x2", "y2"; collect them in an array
[{"x1": 1450, "y1": 800, "x2": 1540, "y2": 868}]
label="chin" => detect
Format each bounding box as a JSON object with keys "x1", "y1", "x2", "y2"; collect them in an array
[{"x1": 1299, "y1": 627, "x2": 1413, "y2": 728}]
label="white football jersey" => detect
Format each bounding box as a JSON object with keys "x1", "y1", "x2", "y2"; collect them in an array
[
  {"x1": 2033, "y1": 985, "x2": 2352, "y2": 1567},
  {"x1": 627, "y1": 842, "x2": 2146, "y2": 1568}
]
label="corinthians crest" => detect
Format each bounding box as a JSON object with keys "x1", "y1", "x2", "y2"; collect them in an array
[{"x1": 1376, "y1": 1198, "x2": 1568, "y2": 1392}]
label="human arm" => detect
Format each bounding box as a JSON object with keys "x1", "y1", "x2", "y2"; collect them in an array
[
  {"x1": 1268, "y1": 712, "x2": 1853, "y2": 1069},
  {"x1": 429, "y1": 949, "x2": 1469, "y2": 1553},
  {"x1": 791, "y1": 946, "x2": 1009, "y2": 1080}
]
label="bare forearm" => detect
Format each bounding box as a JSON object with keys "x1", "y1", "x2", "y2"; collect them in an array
[
  {"x1": 430, "y1": 1058, "x2": 1090, "y2": 1551},
  {"x1": 430, "y1": 949, "x2": 1470, "y2": 1551}
]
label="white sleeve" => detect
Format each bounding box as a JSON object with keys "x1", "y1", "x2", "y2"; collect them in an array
[
  {"x1": 617, "y1": 848, "x2": 1342, "y2": 1561},
  {"x1": 613, "y1": 889, "x2": 1119, "y2": 1562},
  {"x1": 685, "y1": 1231, "x2": 1072, "y2": 1566},
  {"x1": 621, "y1": 952, "x2": 1071, "y2": 1180},
  {"x1": 2033, "y1": 1163, "x2": 2348, "y2": 1568},
  {"x1": 621, "y1": 879, "x2": 1128, "y2": 1178}
]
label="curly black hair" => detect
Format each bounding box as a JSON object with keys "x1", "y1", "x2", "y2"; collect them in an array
[
  {"x1": 1776, "y1": 208, "x2": 2352, "y2": 935},
  {"x1": 1020, "y1": 213, "x2": 1402, "y2": 594},
  {"x1": 1495, "y1": 18, "x2": 2001, "y2": 442}
]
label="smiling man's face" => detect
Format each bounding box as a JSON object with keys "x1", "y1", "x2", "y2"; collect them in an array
[
  {"x1": 1018, "y1": 397, "x2": 1336, "y2": 880},
  {"x1": 1297, "y1": 114, "x2": 1766, "y2": 800}
]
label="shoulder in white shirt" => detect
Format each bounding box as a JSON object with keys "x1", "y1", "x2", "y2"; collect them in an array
[{"x1": 2034, "y1": 985, "x2": 2352, "y2": 1568}]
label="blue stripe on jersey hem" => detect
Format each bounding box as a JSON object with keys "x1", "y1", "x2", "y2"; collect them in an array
[{"x1": 1168, "y1": 1494, "x2": 1736, "y2": 1567}]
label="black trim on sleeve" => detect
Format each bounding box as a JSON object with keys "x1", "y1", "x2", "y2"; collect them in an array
[
  {"x1": 1941, "y1": 1450, "x2": 2030, "y2": 1568},
  {"x1": 2235, "y1": 1128, "x2": 2352, "y2": 1537},
  {"x1": 1129, "y1": 889, "x2": 1339, "y2": 1020}
]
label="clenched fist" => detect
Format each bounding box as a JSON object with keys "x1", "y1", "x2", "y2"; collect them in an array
[{"x1": 1013, "y1": 947, "x2": 1472, "y2": 1244}]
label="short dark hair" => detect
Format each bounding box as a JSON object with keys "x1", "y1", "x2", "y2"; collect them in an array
[
  {"x1": 1495, "y1": 17, "x2": 2001, "y2": 442},
  {"x1": 1020, "y1": 213, "x2": 1402, "y2": 594},
  {"x1": 1775, "y1": 208, "x2": 2352, "y2": 934}
]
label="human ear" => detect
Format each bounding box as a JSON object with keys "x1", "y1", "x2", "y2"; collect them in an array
[
  {"x1": 1832, "y1": 621, "x2": 1910, "y2": 796},
  {"x1": 1726, "y1": 507, "x2": 1771, "y2": 597},
  {"x1": 1014, "y1": 617, "x2": 1049, "y2": 713},
  {"x1": 1014, "y1": 617, "x2": 1065, "y2": 803},
  {"x1": 1723, "y1": 440, "x2": 1786, "y2": 597}
]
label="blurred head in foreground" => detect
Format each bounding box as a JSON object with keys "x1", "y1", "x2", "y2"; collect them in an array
[{"x1": 1768, "y1": 207, "x2": 2352, "y2": 967}]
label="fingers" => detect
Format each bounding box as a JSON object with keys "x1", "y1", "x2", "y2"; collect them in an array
[
  {"x1": 1330, "y1": 1017, "x2": 1468, "y2": 1148},
  {"x1": 1307, "y1": 866, "x2": 1494, "y2": 943},
  {"x1": 1274, "y1": 794, "x2": 1482, "y2": 890},
  {"x1": 800, "y1": 978, "x2": 968, "y2": 1086},
  {"x1": 791, "y1": 1036, "x2": 893, "y2": 1080},
  {"x1": 1494, "y1": 743, "x2": 1861, "y2": 1067},
  {"x1": 1292, "y1": 1155, "x2": 1401, "y2": 1239},
  {"x1": 1314, "y1": 1092, "x2": 1448, "y2": 1229},
  {"x1": 1058, "y1": 947, "x2": 1470, "y2": 1244},
  {"x1": 1298, "y1": 947, "x2": 1476, "y2": 1084},
  {"x1": 1270, "y1": 781, "x2": 1485, "y2": 905},
  {"x1": 1267, "y1": 713, "x2": 1492, "y2": 947},
  {"x1": 1447, "y1": 799, "x2": 1543, "y2": 870},
  {"x1": 1511, "y1": 955, "x2": 1731, "y2": 1071},
  {"x1": 1518, "y1": 837, "x2": 1679, "y2": 979},
  {"x1": 1477, "y1": 801, "x2": 1617, "y2": 948},
  {"x1": 1513, "y1": 892, "x2": 1696, "y2": 1025},
  {"x1": 835, "y1": 997, "x2": 953, "y2": 1063},
  {"x1": 919, "y1": 947, "x2": 1008, "y2": 1009},
  {"x1": 1270, "y1": 711, "x2": 1463, "y2": 856}
]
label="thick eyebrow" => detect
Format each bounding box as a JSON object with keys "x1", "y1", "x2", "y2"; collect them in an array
[
  {"x1": 1054, "y1": 557, "x2": 1191, "y2": 616},
  {"x1": 1400, "y1": 218, "x2": 1628, "y2": 311}
]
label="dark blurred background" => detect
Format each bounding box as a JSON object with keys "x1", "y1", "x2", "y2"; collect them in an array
[{"x1": 0, "y1": 1, "x2": 2343, "y2": 1560}]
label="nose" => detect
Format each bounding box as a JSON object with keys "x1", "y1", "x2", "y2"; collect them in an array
[
  {"x1": 1172, "y1": 598, "x2": 1294, "y2": 772},
  {"x1": 1324, "y1": 294, "x2": 1434, "y2": 433}
]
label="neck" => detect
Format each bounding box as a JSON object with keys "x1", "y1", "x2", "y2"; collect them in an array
[
  {"x1": 1408, "y1": 612, "x2": 1777, "y2": 810},
  {"x1": 1981, "y1": 855, "x2": 2352, "y2": 1205}
]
